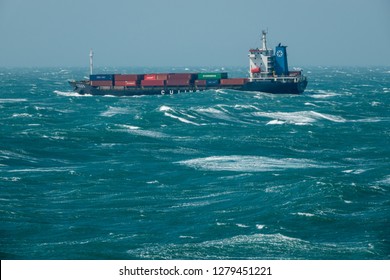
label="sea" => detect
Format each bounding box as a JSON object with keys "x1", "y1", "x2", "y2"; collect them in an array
[{"x1": 0, "y1": 66, "x2": 389, "y2": 260}]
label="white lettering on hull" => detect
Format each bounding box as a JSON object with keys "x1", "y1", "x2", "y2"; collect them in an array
[{"x1": 160, "y1": 89, "x2": 202, "y2": 95}]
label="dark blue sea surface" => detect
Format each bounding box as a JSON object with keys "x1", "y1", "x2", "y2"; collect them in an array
[{"x1": 1, "y1": 66, "x2": 389, "y2": 259}]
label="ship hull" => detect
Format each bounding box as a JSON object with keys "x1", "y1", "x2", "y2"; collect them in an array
[{"x1": 69, "y1": 78, "x2": 307, "y2": 96}]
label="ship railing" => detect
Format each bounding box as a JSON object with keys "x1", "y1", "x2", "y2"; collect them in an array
[{"x1": 250, "y1": 75, "x2": 305, "y2": 83}]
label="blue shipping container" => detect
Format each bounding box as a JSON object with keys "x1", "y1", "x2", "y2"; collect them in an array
[
  {"x1": 206, "y1": 79, "x2": 220, "y2": 86},
  {"x1": 90, "y1": 74, "x2": 114, "y2": 81}
]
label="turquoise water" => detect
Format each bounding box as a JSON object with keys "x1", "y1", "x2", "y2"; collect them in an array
[{"x1": 1, "y1": 67, "x2": 389, "y2": 259}]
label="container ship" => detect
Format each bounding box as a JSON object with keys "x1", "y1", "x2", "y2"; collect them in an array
[{"x1": 69, "y1": 31, "x2": 307, "y2": 96}]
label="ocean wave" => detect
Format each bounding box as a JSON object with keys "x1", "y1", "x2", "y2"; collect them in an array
[
  {"x1": 0, "y1": 98, "x2": 28, "y2": 103},
  {"x1": 176, "y1": 155, "x2": 323, "y2": 172},
  {"x1": 125, "y1": 233, "x2": 374, "y2": 259},
  {"x1": 115, "y1": 124, "x2": 169, "y2": 139},
  {"x1": 309, "y1": 90, "x2": 340, "y2": 99},
  {"x1": 377, "y1": 175, "x2": 390, "y2": 186},
  {"x1": 194, "y1": 106, "x2": 245, "y2": 124},
  {"x1": 253, "y1": 110, "x2": 346, "y2": 125},
  {"x1": 159, "y1": 105, "x2": 201, "y2": 126},
  {"x1": 100, "y1": 106, "x2": 132, "y2": 117},
  {"x1": 7, "y1": 167, "x2": 74, "y2": 173},
  {"x1": 12, "y1": 113, "x2": 33, "y2": 118},
  {"x1": 54, "y1": 90, "x2": 91, "y2": 97},
  {"x1": 126, "y1": 233, "x2": 308, "y2": 259},
  {"x1": 266, "y1": 119, "x2": 285, "y2": 125}
]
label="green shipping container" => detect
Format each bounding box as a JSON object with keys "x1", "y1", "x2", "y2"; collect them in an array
[{"x1": 197, "y1": 72, "x2": 228, "y2": 80}]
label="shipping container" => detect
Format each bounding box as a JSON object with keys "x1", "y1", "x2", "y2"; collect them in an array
[
  {"x1": 166, "y1": 79, "x2": 191, "y2": 86},
  {"x1": 197, "y1": 72, "x2": 228, "y2": 80},
  {"x1": 114, "y1": 74, "x2": 143, "y2": 81},
  {"x1": 144, "y1": 74, "x2": 157, "y2": 80},
  {"x1": 114, "y1": 80, "x2": 138, "y2": 86},
  {"x1": 168, "y1": 73, "x2": 195, "y2": 80},
  {"x1": 156, "y1": 74, "x2": 169, "y2": 80},
  {"x1": 125, "y1": 80, "x2": 138, "y2": 86},
  {"x1": 206, "y1": 79, "x2": 220, "y2": 86},
  {"x1": 141, "y1": 80, "x2": 165, "y2": 86},
  {"x1": 220, "y1": 78, "x2": 248, "y2": 85},
  {"x1": 113, "y1": 86, "x2": 125, "y2": 90},
  {"x1": 90, "y1": 74, "x2": 114, "y2": 81},
  {"x1": 195, "y1": 80, "x2": 207, "y2": 86},
  {"x1": 90, "y1": 80, "x2": 113, "y2": 86}
]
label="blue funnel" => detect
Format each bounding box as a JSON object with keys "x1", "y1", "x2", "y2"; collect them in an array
[{"x1": 274, "y1": 45, "x2": 289, "y2": 75}]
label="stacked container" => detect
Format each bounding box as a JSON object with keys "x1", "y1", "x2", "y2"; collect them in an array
[
  {"x1": 165, "y1": 73, "x2": 196, "y2": 87},
  {"x1": 220, "y1": 78, "x2": 248, "y2": 85},
  {"x1": 156, "y1": 74, "x2": 169, "y2": 80},
  {"x1": 141, "y1": 80, "x2": 165, "y2": 87},
  {"x1": 114, "y1": 74, "x2": 142, "y2": 87},
  {"x1": 90, "y1": 74, "x2": 114, "y2": 86},
  {"x1": 197, "y1": 73, "x2": 228, "y2": 80}
]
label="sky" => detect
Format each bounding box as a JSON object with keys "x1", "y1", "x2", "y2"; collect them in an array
[{"x1": 0, "y1": 0, "x2": 389, "y2": 67}]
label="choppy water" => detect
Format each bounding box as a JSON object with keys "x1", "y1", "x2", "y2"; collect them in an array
[{"x1": 1, "y1": 67, "x2": 389, "y2": 259}]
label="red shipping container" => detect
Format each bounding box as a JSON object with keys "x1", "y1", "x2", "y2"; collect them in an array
[
  {"x1": 168, "y1": 73, "x2": 195, "y2": 80},
  {"x1": 144, "y1": 74, "x2": 157, "y2": 80},
  {"x1": 220, "y1": 78, "x2": 248, "y2": 85},
  {"x1": 115, "y1": 80, "x2": 138, "y2": 86},
  {"x1": 91, "y1": 80, "x2": 113, "y2": 86},
  {"x1": 156, "y1": 74, "x2": 169, "y2": 80},
  {"x1": 115, "y1": 74, "x2": 142, "y2": 81},
  {"x1": 141, "y1": 80, "x2": 165, "y2": 86},
  {"x1": 195, "y1": 80, "x2": 206, "y2": 86},
  {"x1": 166, "y1": 79, "x2": 191, "y2": 86}
]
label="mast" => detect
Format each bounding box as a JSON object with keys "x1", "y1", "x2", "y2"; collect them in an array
[
  {"x1": 262, "y1": 30, "x2": 268, "y2": 51},
  {"x1": 89, "y1": 49, "x2": 94, "y2": 75}
]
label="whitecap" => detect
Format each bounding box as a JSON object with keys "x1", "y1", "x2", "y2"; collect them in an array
[
  {"x1": 12, "y1": 113, "x2": 33, "y2": 118},
  {"x1": 7, "y1": 167, "x2": 72, "y2": 173},
  {"x1": 196, "y1": 107, "x2": 239, "y2": 123},
  {"x1": 304, "y1": 102, "x2": 318, "y2": 107},
  {"x1": 371, "y1": 101, "x2": 380, "y2": 106},
  {"x1": 266, "y1": 119, "x2": 285, "y2": 125},
  {"x1": 176, "y1": 155, "x2": 323, "y2": 172},
  {"x1": 119, "y1": 124, "x2": 140, "y2": 130},
  {"x1": 100, "y1": 106, "x2": 130, "y2": 117},
  {"x1": 253, "y1": 110, "x2": 346, "y2": 125},
  {"x1": 180, "y1": 236, "x2": 196, "y2": 239},
  {"x1": 159, "y1": 105, "x2": 173, "y2": 112},
  {"x1": 236, "y1": 224, "x2": 250, "y2": 228},
  {"x1": 159, "y1": 106, "x2": 201, "y2": 125},
  {"x1": 309, "y1": 111, "x2": 346, "y2": 122},
  {"x1": 0, "y1": 98, "x2": 27, "y2": 103},
  {"x1": 294, "y1": 212, "x2": 315, "y2": 217},
  {"x1": 310, "y1": 90, "x2": 339, "y2": 99},
  {"x1": 116, "y1": 124, "x2": 169, "y2": 139},
  {"x1": 163, "y1": 112, "x2": 200, "y2": 126},
  {"x1": 377, "y1": 175, "x2": 390, "y2": 186},
  {"x1": 254, "y1": 111, "x2": 314, "y2": 125},
  {"x1": 54, "y1": 90, "x2": 91, "y2": 97},
  {"x1": 215, "y1": 89, "x2": 228, "y2": 94},
  {"x1": 342, "y1": 169, "x2": 367, "y2": 174}
]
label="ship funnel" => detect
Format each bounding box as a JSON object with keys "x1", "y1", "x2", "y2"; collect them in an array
[{"x1": 274, "y1": 45, "x2": 289, "y2": 75}]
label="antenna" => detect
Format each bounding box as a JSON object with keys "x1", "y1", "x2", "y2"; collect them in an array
[{"x1": 89, "y1": 49, "x2": 94, "y2": 75}]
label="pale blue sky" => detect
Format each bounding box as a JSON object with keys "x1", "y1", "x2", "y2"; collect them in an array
[{"x1": 0, "y1": 0, "x2": 389, "y2": 67}]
